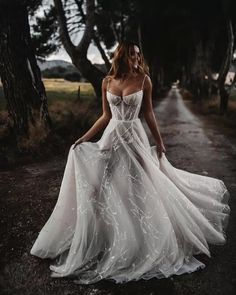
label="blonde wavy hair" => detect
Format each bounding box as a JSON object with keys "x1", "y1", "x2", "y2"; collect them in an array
[{"x1": 107, "y1": 42, "x2": 150, "y2": 79}]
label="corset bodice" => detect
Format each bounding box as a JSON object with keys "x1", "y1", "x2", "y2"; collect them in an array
[{"x1": 106, "y1": 90, "x2": 143, "y2": 121}]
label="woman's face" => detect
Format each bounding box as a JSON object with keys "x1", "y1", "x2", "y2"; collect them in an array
[{"x1": 129, "y1": 45, "x2": 140, "y2": 69}]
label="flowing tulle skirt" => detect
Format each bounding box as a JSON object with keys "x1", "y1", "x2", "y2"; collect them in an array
[{"x1": 30, "y1": 118, "x2": 230, "y2": 284}]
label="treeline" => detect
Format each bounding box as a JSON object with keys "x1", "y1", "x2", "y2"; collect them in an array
[
  {"x1": 0, "y1": 0, "x2": 236, "y2": 140},
  {"x1": 41, "y1": 63, "x2": 106, "y2": 82},
  {"x1": 42, "y1": 66, "x2": 83, "y2": 82}
]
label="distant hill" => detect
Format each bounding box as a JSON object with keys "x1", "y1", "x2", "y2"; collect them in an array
[
  {"x1": 37, "y1": 59, "x2": 73, "y2": 71},
  {"x1": 37, "y1": 59, "x2": 107, "y2": 73},
  {"x1": 37, "y1": 59, "x2": 107, "y2": 81}
]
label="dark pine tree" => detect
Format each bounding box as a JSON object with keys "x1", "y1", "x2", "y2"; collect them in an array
[{"x1": 0, "y1": 1, "x2": 51, "y2": 137}]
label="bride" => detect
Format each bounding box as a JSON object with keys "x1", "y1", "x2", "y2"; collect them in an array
[{"x1": 30, "y1": 41, "x2": 230, "y2": 285}]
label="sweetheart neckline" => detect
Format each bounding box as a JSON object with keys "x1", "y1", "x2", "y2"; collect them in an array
[{"x1": 106, "y1": 89, "x2": 143, "y2": 99}]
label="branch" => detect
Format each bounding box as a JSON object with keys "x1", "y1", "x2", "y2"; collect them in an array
[
  {"x1": 74, "y1": 0, "x2": 86, "y2": 21},
  {"x1": 74, "y1": 0, "x2": 110, "y2": 68},
  {"x1": 217, "y1": 19, "x2": 234, "y2": 86},
  {"x1": 68, "y1": 26, "x2": 84, "y2": 35},
  {"x1": 109, "y1": 12, "x2": 120, "y2": 42},
  {"x1": 92, "y1": 30, "x2": 111, "y2": 70},
  {"x1": 228, "y1": 70, "x2": 236, "y2": 92},
  {"x1": 53, "y1": 0, "x2": 76, "y2": 57},
  {"x1": 75, "y1": 0, "x2": 95, "y2": 56}
]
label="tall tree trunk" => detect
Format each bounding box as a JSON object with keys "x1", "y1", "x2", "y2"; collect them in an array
[
  {"x1": 190, "y1": 33, "x2": 206, "y2": 101},
  {"x1": 205, "y1": 26, "x2": 218, "y2": 99},
  {"x1": 217, "y1": 19, "x2": 234, "y2": 114},
  {"x1": 74, "y1": 0, "x2": 111, "y2": 71},
  {"x1": 0, "y1": 4, "x2": 51, "y2": 136},
  {"x1": 54, "y1": 0, "x2": 105, "y2": 99}
]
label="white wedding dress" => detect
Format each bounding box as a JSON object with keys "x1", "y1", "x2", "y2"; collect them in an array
[{"x1": 30, "y1": 74, "x2": 230, "y2": 284}]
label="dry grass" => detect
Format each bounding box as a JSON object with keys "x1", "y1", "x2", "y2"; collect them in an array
[
  {"x1": 179, "y1": 88, "x2": 194, "y2": 100},
  {"x1": 193, "y1": 94, "x2": 236, "y2": 116},
  {"x1": 179, "y1": 88, "x2": 236, "y2": 135},
  {"x1": 0, "y1": 79, "x2": 101, "y2": 166},
  {"x1": 182, "y1": 93, "x2": 236, "y2": 134},
  {"x1": 43, "y1": 78, "x2": 96, "y2": 104},
  {"x1": 0, "y1": 79, "x2": 96, "y2": 111}
]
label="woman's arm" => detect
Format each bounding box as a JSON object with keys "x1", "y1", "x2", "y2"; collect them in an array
[
  {"x1": 142, "y1": 76, "x2": 166, "y2": 157},
  {"x1": 73, "y1": 78, "x2": 112, "y2": 147}
]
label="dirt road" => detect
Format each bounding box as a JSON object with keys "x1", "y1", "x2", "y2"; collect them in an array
[{"x1": 0, "y1": 88, "x2": 235, "y2": 295}]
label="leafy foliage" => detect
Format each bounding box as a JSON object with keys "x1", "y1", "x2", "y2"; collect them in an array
[{"x1": 31, "y1": 5, "x2": 60, "y2": 58}]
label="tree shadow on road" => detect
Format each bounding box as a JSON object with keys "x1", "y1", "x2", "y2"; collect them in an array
[{"x1": 94, "y1": 277, "x2": 175, "y2": 295}]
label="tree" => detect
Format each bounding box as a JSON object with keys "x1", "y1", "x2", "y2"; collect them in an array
[
  {"x1": 138, "y1": 0, "x2": 236, "y2": 107},
  {"x1": 0, "y1": 1, "x2": 51, "y2": 136},
  {"x1": 217, "y1": 3, "x2": 235, "y2": 114},
  {"x1": 52, "y1": 0, "x2": 107, "y2": 98},
  {"x1": 31, "y1": 0, "x2": 141, "y2": 99},
  {"x1": 15, "y1": 0, "x2": 236, "y2": 111},
  {"x1": 31, "y1": 5, "x2": 60, "y2": 59}
]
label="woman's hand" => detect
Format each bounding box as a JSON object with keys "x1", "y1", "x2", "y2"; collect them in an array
[
  {"x1": 157, "y1": 142, "x2": 166, "y2": 159},
  {"x1": 73, "y1": 137, "x2": 86, "y2": 149}
]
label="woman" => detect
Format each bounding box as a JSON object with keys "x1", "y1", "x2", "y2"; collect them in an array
[
  {"x1": 73, "y1": 42, "x2": 166, "y2": 159},
  {"x1": 30, "y1": 42, "x2": 230, "y2": 285}
]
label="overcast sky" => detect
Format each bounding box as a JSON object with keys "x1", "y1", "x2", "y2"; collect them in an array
[
  {"x1": 33, "y1": 1, "x2": 109, "y2": 65},
  {"x1": 47, "y1": 44, "x2": 105, "y2": 64}
]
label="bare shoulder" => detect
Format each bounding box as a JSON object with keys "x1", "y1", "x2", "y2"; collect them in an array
[
  {"x1": 101, "y1": 75, "x2": 110, "y2": 90},
  {"x1": 103, "y1": 75, "x2": 113, "y2": 81},
  {"x1": 102, "y1": 75, "x2": 113, "y2": 86},
  {"x1": 143, "y1": 74, "x2": 152, "y2": 89}
]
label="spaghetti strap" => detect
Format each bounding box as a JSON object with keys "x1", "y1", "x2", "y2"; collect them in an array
[
  {"x1": 106, "y1": 76, "x2": 112, "y2": 91},
  {"x1": 141, "y1": 74, "x2": 147, "y2": 90}
]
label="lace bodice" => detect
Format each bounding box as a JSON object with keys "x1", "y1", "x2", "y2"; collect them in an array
[
  {"x1": 106, "y1": 74, "x2": 147, "y2": 121},
  {"x1": 106, "y1": 89, "x2": 143, "y2": 121}
]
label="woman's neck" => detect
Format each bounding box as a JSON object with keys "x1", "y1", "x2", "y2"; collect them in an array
[{"x1": 122, "y1": 71, "x2": 138, "y2": 79}]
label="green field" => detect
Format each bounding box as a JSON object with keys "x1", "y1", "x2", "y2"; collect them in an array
[
  {"x1": 0, "y1": 79, "x2": 96, "y2": 111},
  {"x1": 1, "y1": 79, "x2": 236, "y2": 112},
  {"x1": 43, "y1": 79, "x2": 95, "y2": 104}
]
